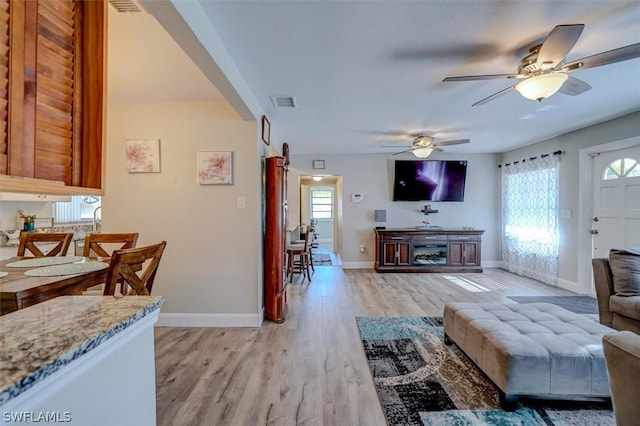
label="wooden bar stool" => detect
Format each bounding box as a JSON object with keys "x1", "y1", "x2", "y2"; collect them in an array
[{"x1": 286, "y1": 228, "x2": 313, "y2": 283}]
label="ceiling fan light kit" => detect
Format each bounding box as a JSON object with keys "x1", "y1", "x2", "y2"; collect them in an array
[
  {"x1": 515, "y1": 73, "x2": 569, "y2": 101},
  {"x1": 412, "y1": 147, "x2": 434, "y2": 158},
  {"x1": 442, "y1": 24, "x2": 640, "y2": 105}
]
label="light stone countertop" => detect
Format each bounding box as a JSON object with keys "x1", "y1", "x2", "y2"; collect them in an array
[{"x1": 0, "y1": 295, "x2": 165, "y2": 406}]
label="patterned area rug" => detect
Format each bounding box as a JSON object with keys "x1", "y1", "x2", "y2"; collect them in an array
[
  {"x1": 356, "y1": 316, "x2": 613, "y2": 426},
  {"x1": 312, "y1": 253, "x2": 333, "y2": 265},
  {"x1": 507, "y1": 296, "x2": 598, "y2": 314}
]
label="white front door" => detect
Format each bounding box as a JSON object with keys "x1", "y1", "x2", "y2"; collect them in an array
[{"x1": 591, "y1": 146, "x2": 640, "y2": 260}]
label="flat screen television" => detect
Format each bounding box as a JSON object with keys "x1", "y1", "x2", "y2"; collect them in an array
[{"x1": 393, "y1": 160, "x2": 468, "y2": 202}]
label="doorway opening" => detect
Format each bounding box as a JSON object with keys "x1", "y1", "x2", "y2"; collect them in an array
[{"x1": 299, "y1": 175, "x2": 342, "y2": 266}]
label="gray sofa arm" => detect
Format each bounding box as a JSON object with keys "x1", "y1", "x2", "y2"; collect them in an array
[
  {"x1": 603, "y1": 331, "x2": 640, "y2": 426},
  {"x1": 592, "y1": 258, "x2": 615, "y2": 327}
]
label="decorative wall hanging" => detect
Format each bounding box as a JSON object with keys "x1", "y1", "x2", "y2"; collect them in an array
[
  {"x1": 198, "y1": 151, "x2": 233, "y2": 185},
  {"x1": 262, "y1": 115, "x2": 271, "y2": 145},
  {"x1": 312, "y1": 160, "x2": 325, "y2": 169},
  {"x1": 125, "y1": 139, "x2": 161, "y2": 173}
]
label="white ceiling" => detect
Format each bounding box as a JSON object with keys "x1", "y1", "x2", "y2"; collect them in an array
[{"x1": 111, "y1": 1, "x2": 640, "y2": 156}]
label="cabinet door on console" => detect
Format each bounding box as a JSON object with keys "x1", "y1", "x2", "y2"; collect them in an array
[
  {"x1": 397, "y1": 242, "x2": 412, "y2": 266},
  {"x1": 463, "y1": 242, "x2": 480, "y2": 266},
  {"x1": 381, "y1": 242, "x2": 397, "y2": 266},
  {"x1": 381, "y1": 241, "x2": 411, "y2": 266},
  {"x1": 448, "y1": 241, "x2": 480, "y2": 267},
  {"x1": 449, "y1": 242, "x2": 464, "y2": 267}
]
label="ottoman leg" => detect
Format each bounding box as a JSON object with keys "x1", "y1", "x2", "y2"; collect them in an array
[
  {"x1": 444, "y1": 333, "x2": 453, "y2": 345},
  {"x1": 499, "y1": 391, "x2": 518, "y2": 412}
]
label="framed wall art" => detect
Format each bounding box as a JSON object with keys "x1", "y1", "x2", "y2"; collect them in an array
[
  {"x1": 198, "y1": 150, "x2": 233, "y2": 185},
  {"x1": 312, "y1": 159, "x2": 325, "y2": 170},
  {"x1": 125, "y1": 139, "x2": 161, "y2": 173},
  {"x1": 262, "y1": 115, "x2": 271, "y2": 145}
]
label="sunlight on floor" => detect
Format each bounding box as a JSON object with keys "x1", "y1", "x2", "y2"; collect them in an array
[{"x1": 442, "y1": 275, "x2": 507, "y2": 293}]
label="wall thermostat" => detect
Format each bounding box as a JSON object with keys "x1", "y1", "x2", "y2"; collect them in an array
[{"x1": 351, "y1": 193, "x2": 364, "y2": 203}]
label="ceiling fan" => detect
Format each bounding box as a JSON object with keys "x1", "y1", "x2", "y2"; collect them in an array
[
  {"x1": 383, "y1": 134, "x2": 470, "y2": 158},
  {"x1": 442, "y1": 24, "x2": 640, "y2": 106}
]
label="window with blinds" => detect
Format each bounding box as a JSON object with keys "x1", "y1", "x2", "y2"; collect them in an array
[{"x1": 54, "y1": 195, "x2": 100, "y2": 223}]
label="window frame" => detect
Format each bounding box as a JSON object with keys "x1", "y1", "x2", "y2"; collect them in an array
[{"x1": 310, "y1": 187, "x2": 333, "y2": 220}]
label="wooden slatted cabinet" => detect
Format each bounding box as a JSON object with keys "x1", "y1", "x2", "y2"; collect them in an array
[{"x1": 0, "y1": 0, "x2": 106, "y2": 193}]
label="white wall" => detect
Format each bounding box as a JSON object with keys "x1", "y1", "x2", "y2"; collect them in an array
[
  {"x1": 105, "y1": 100, "x2": 264, "y2": 326},
  {"x1": 0, "y1": 202, "x2": 53, "y2": 231},
  {"x1": 289, "y1": 152, "x2": 501, "y2": 267},
  {"x1": 501, "y1": 110, "x2": 640, "y2": 289}
]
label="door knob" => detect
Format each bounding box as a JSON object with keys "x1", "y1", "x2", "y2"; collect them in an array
[{"x1": 593, "y1": 217, "x2": 599, "y2": 222}]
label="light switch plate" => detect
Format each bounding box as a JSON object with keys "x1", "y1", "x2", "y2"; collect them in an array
[{"x1": 237, "y1": 196, "x2": 246, "y2": 209}]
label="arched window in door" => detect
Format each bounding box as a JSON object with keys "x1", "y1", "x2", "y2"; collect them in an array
[{"x1": 602, "y1": 158, "x2": 640, "y2": 180}]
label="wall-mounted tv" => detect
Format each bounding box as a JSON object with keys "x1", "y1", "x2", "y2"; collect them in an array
[{"x1": 393, "y1": 160, "x2": 468, "y2": 202}]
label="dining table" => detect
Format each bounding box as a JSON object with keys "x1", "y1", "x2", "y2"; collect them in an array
[{"x1": 0, "y1": 256, "x2": 110, "y2": 315}]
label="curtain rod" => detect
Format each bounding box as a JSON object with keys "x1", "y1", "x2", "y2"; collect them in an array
[{"x1": 498, "y1": 150, "x2": 563, "y2": 168}]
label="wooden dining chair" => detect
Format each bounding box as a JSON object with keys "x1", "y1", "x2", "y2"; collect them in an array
[
  {"x1": 82, "y1": 232, "x2": 139, "y2": 257},
  {"x1": 103, "y1": 241, "x2": 167, "y2": 296},
  {"x1": 17, "y1": 232, "x2": 74, "y2": 257},
  {"x1": 82, "y1": 233, "x2": 139, "y2": 293}
]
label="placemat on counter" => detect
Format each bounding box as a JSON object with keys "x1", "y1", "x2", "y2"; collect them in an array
[
  {"x1": 6, "y1": 256, "x2": 84, "y2": 268},
  {"x1": 0, "y1": 271, "x2": 8, "y2": 279},
  {"x1": 24, "y1": 261, "x2": 108, "y2": 277}
]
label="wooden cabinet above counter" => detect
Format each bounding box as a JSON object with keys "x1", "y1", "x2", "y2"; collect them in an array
[{"x1": 0, "y1": 0, "x2": 106, "y2": 195}]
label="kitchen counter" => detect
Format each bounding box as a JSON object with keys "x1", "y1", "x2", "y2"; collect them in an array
[
  {"x1": 0, "y1": 296, "x2": 164, "y2": 425},
  {"x1": 0, "y1": 223, "x2": 94, "y2": 247}
]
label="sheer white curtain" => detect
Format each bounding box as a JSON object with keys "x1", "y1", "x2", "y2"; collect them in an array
[{"x1": 501, "y1": 154, "x2": 560, "y2": 285}]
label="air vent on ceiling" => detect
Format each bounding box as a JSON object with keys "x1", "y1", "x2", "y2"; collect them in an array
[
  {"x1": 270, "y1": 96, "x2": 297, "y2": 108},
  {"x1": 109, "y1": 0, "x2": 142, "y2": 13}
]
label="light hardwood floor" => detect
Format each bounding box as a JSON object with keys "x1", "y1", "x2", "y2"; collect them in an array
[{"x1": 154, "y1": 266, "x2": 578, "y2": 426}]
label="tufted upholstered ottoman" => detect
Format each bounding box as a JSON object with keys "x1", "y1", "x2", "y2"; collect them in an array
[{"x1": 443, "y1": 302, "x2": 614, "y2": 410}]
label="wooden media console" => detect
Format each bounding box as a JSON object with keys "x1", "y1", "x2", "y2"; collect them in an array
[{"x1": 374, "y1": 228, "x2": 484, "y2": 273}]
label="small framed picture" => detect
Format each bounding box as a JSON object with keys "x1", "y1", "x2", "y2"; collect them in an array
[
  {"x1": 261, "y1": 115, "x2": 271, "y2": 145},
  {"x1": 312, "y1": 159, "x2": 325, "y2": 169},
  {"x1": 197, "y1": 151, "x2": 233, "y2": 185},
  {"x1": 125, "y1": 139, "x2": 161, "y2": 173}
]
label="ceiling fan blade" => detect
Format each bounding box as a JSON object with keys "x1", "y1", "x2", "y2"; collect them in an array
[
  {"x1": 392, "y1": 148, "x2": 415, "y2": 156},
  {"x1": 557, "y1": 75, "x2": 592, "y2": 96},
  {"x1": 365, "y1": 130, "x2": 413, "y2": 137},
  {"x1": 472, "y1": 84, "x2": 516, "y2": 106},
  {"x1": 380, "y1": 144, "x2": 412, "y2": 148},
  {"x1": 536, "y1": 24, "x2": 584, "y2": 69},
  {"x1": 562, "y1": 43, "x2": 640, "y2": 72},
  {"x1": 443, "y1": 73, "x2": 523, "y2": 82},
  {"x1": 433, "y1": 139, "x2": 470, "y2": 147}
]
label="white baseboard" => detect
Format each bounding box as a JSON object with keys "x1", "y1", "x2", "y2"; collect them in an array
[
  {"x1": 341, "y1": 261, "x2": 375, "y2": 269},
  {"x1": 482, "y1": 260, "x2": 504, "y2": 268},
  {"x1": 157, "y1": 312, "x2": 262, "y2": 328},
  {"x1": 556, "y1": 277, "x2": 581, "y2": 294}
]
